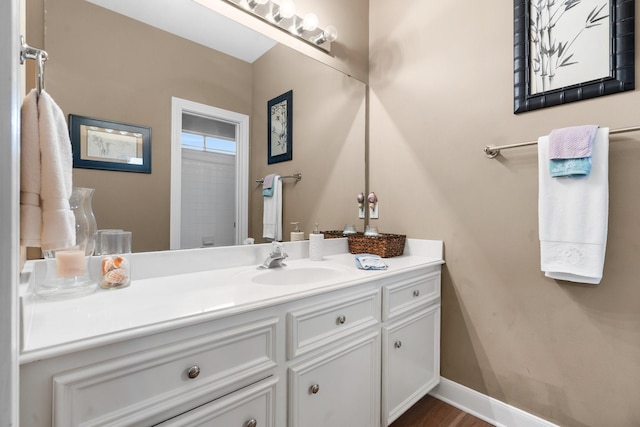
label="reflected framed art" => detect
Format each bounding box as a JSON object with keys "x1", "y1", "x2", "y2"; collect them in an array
[
  {"x1": 69, "y1": 114, "x2": 151, "y2": 173},
  {"x1": 267, "y1": 90, "x2": 293, "y2": 164}
]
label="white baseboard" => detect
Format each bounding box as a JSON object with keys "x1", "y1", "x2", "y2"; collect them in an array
[{"x1": 429, "y1": 377, "x2": 559, "y2": 427}]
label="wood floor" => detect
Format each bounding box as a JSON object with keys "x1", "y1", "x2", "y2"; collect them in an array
[{"x1": 389, "y1": 395, "x2": 494, "y2": 427}]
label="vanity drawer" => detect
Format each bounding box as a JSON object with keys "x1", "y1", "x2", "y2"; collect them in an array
[
  {"x1": 382, "y1": 271, "x2": 440, "y2": 321},
  {"x1": 52, "y1": 317, "x2": 278, "y2": 427},
  {"x1": 287, "y1": 289, "x2": 380, "y2": 359},
  {"x1": 156, "y1": 376, "x2": 278, "y2": 426}
]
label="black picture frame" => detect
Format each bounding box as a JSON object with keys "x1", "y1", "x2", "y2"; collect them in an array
[
  {"x1": 69, "y1": 114, "x2": 151, "y2": 173},
  {"x1": 267, "y1": 90, "x2": 293, "y2": 164},
  {"x1": 514, "y1": 0, "x2": 634, "y2": 113}
]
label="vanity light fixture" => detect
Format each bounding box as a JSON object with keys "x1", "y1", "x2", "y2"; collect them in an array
[{"x1": 223, "y1": 0, "x2": 337, "y2": 53}]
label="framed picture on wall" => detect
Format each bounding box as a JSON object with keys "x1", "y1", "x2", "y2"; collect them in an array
[
  {"x1": 514, "y1": 0, "x2": 635, "y2": 113},
  {"x1": 69, "y1": 114, "x2": 151, "y2": 173},
  {"x1": 267, "y1": 90, "x2": 293, "y2": 164}
]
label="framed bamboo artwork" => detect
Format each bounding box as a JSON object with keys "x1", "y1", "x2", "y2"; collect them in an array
[{"x1": 514, "y1": 0, "x2": 634, "y2": 113}]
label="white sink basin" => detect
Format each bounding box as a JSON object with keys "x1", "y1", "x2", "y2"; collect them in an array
[
  {"x1": 250, "y1": 266, "x2": 349, "y2": 285},
  {"x1": 232, "y1": 262, "x2": 357, "y2": 286}
]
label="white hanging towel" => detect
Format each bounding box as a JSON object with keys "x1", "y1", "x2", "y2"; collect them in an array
[
  {"x1": 37, "y1": 90, "x2": 76, "y2": 251},
  {"x1": 538, "y1": 127, "x2": 609, "y2": 284},
  {"x1": 20, "y1": 89, "x2": 42, "y2": 247},
  {"x1": 262, "y1": 175, "x2": 282, "y2": 241}
]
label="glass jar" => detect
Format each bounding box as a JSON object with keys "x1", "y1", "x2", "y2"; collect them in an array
[
  {"x1": 35, "y1": 187, "x2": 98, "y2": 299},
  {"x1": 71, "y1": 187, "x2": 98, "y2": 256},
  {"x1": 98, "y1": 230, "x2": 132, "y2": 290}
]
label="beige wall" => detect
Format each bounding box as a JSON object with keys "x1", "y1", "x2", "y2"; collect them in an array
[
  {"x1": 369, "y1": 1, "x2": 640, "y2": 426},
  {"x1": 250, "y1": 44, "x2": 366, "y2": 240},
  {"x1": 41, "y1": 0, "x2": 253, "y2": 252}
]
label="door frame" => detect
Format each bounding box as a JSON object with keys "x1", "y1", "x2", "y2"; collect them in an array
[
  {"x1": 170, "y1": 97, "x2": 249, "y2": 249},
  {"x1": 1, "y1": 0, "x2": 21, "y2": 424}
]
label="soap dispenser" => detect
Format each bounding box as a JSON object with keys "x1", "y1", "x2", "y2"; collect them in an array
[
  {"x1": 290, "y1": 222, "x2": 304, "y2": 241},
  {"x1": 309, "y1": 222, "x2": 324, "y2": 261}
]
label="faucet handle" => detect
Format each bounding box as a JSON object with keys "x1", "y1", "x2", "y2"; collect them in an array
[{"x1": 271, "y1": 241, "x2": 284, "y2": 255}]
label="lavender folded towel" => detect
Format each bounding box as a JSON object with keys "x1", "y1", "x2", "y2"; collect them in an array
[
  {"x1": 548, "y1": 125, "x2": 598, "y2": 159},
  {"x1": 262, "y1": 173, "x2": 276, "y2": 197},
  {"x1": 262, "y1": 174, "x2": 275, "y2": 189}
]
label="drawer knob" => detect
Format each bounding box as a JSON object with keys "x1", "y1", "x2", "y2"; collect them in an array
[
  {"x1": 336, "y1": 315, "x2": 346, "y2": 325},
  {"x1": 245, "y1": 419, "x2": 258, "y2": 427},
  {"x1": 309, "y1": 384, "x2": 320, "y2": 394},
  {"x1": 413, "y1": 290, "x2": 420, "y2": 297},
  {"x1": 187, "y1": 365, "x2": 201, "y2": 379},
  {"x1": 394, "y1": 340, "x2": 402, "y2": 349}
]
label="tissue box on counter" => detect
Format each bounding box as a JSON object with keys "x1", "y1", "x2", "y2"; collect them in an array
[{"x1": 347, "y1": 233, "x2": 406, "y2": 258}]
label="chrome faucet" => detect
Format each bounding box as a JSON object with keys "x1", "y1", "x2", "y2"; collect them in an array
[{"x1": 259, "y1": 242, "x2": 288, "y2": 269}]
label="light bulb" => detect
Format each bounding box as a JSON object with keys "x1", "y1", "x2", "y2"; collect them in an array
[
  {"x1": 294, "y1": 12, "x2": 318, "y2": 34},
  {"x1": 302, "y1": 13, "x2": 318, "y2": 31},
  {"x1": 272, "y1": 0, "x2": 295, "y2": 22},
  {"x1": 280, "y1": 0, "x2": 296, "y2": 18},
  {"x1": 271, "y1": 0, "x2": 296, "y2": 24},
  {"x1": 323, "y1": 25, "x2": 338, "y2": 42},
  {"x1": 313, "y1": 25, "x2": 338, "y2": 45}
]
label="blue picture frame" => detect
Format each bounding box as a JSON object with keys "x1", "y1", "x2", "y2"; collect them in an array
[
  {"x1": 267, "y1": 90, "x2": 293, "y2": 164},
  {"x1": 69, "y1": 114, "x2": 151, "y2": 173}
]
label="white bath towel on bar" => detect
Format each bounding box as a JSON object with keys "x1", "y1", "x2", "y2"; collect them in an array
[
  {"x1": 538, "y1": 127, "x2": 609, "y2": 284},
  {"x1": 20, "y1": 89, "x2": 42, "y2": 247},
  {"x1": 38, "y1": 90, "x2": 76, "y2": 251},
  {"x1": 263, "y1": 175, "x2": 282, "y2": 241}
]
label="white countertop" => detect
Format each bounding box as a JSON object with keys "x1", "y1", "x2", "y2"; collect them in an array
[{"x1": 20, "y1": 238, "x2": 443, "y2": 363}]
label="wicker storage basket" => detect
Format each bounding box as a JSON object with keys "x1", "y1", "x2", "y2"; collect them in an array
[
  {"x1": 347, "y1": 233, "x2": 406, "y2": 258},
  {"x1": 321, "y1": 230, "x2": 346, "y2": 239}
]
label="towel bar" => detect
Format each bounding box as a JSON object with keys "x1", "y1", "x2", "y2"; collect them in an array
[
  {"x1": 484, "y1": 125, "x2": 640, "y2": 158},
  {"x1": 255, "y1": 173, "x2": 302, "y2": 184}
]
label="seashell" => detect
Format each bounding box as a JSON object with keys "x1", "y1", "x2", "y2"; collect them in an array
[
  {"x1": 101, "y1": 281, "x2": 122, "y2": 289},
  {"x1": 101, "y1": 256, "x2": 114, "y2": 275},
  {"x1": 113, "y1": 256, "x2": 129, "y2": 269},
  {"x1": 103, "y1": 268, "x2": 128, "y2": 285}
]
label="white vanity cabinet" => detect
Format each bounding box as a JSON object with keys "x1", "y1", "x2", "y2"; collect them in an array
[
  {"x1": 20, "y1": 316, "x2": 279, "y2": 427},
  {"x1": 381, "y1": 270, "x2": 441, "y2": 426},
  {"x1": 286, "y1": 289, "x2": 381, "y2": 427},
  {"x1": 20, "y1": 248, "x2": 443, "y2": 427}
]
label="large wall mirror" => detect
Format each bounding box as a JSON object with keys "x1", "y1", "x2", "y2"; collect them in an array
[{"x1": 26, "y1": 0, "x2": 366, "y2": 253}]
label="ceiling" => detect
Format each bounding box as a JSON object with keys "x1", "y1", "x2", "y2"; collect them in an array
[{"x1": 86, "y1": 0, "x2": 278, "y2": 63}]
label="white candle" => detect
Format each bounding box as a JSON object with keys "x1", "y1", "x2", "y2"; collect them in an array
[{"x1": 55, "y1": 250, "x2": 86, "y2": 278}]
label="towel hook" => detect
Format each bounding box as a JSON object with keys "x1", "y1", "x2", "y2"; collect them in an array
[
  {"x1": 36, "y1": 51, "x2": 47, "y2": 94},
  {"x1": 19, "y1": 35, "x2": 48, "y2": 95}
]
